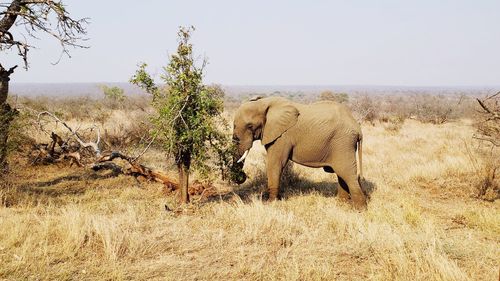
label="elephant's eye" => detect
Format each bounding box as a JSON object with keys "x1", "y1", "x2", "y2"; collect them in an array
[{"x1": 247, "y1": 124, "x2": 253, "y2": 130}]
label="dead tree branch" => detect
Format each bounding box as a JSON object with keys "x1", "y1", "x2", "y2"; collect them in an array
[
  {"x1": 93, "y1": 151, "x2": 178, "y2": 190},
  {"x1": 29, "y1": 112, "x2": 215, "y2": 197},
  {"x1": 29, "y1": 131, "x2": 82, "y2": 166},
  {"x1": 0, "y1": 0, "x2": 89, "y2": 68},
  {"x1": 37, "y1": 111, "x2": 100, "y2": 156}
]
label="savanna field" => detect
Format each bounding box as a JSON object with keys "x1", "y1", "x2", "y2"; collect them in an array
[{"x1": 0, "y1": 94, "x2": 499, "y2": 280}]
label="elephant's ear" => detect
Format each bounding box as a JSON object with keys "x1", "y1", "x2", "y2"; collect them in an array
[{"x1": 262, "y1": 103, "x2": 299, "y2": 146}]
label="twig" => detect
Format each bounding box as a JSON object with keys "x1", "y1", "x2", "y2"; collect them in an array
[{"x1": 132, "y1": 134, "x2": 157, "y2": 162}]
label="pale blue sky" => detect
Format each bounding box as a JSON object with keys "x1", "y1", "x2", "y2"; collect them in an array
[{"x1": 2, "y1": 0, "x2": 500, "y2": 86}]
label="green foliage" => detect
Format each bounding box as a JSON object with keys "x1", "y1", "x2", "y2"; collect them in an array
[
  {"x1": 130, "y1": 26, "x2": 232, "y2": 179},
  {"x1": 101, "y1": 85, "x2": 126, "y2": 102},
  {"x1": 130, "y1": 63, "x2": 159, "y2": 97}
]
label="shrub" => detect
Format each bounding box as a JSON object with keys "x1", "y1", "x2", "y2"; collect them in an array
[
  {"x1": 350, "y1": 95, "x2": 379, "y2": 124},
  {"x1": 318, "y1": 90, "x2": 349, "y2": 104},
  {"x1": 101, "y1": 85, "x2": 126, "y2": 109},
  {"x1": 475, "y1": 160, "x2": 499, "y2": 201}
]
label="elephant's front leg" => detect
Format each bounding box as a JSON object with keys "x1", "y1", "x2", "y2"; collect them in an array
[
  {"x1": 266, "y1": 160, "x2": 282, "y2": 200},
  {"x1": 265, "y1": 142, "x2": 291, "y2": 200}
]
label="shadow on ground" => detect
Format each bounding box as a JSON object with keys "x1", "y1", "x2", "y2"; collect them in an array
[
  {"x1": 0, "y1": 169, "x2": 127, "y2": 207},
  {"x1": 206, "y1": 167, "x2": 377, "y2": 204}
]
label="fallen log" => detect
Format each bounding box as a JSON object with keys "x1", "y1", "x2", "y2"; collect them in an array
[
  {"x1": 94, "y1": 151, "x2": 178, "y2": 191},
  {"x1": 93, "y1": 151, "x2": 215, "y2": 196}
]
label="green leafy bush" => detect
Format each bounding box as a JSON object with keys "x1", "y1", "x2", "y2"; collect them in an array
[{"x1": 130, "y1": 26, "x2": 232, "y2": 202}]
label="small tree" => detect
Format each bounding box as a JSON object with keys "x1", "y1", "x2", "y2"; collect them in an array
[
  {"x1": 101, "y1": 85, "x2": 126, "y2": 102},
  {"x1": 131, "y1": 26, "x2": 230, "y2": 203},
  {"x1": 0, "y1": 0, "x2": 88, "y2": 172},
  {"x1": 101, "y1": 85, "x2": 126, "y2": 109}
]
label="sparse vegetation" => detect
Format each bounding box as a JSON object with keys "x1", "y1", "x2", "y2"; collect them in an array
[
  {"x1": 347, "y1": 93, "x2": 476, "y2": 127},
  {"x1": 0, "y1": 1, "x2": 497, "y2": 279},
  {"x1": 0, "y1": 89, "x2": 498, "y2": 280}
]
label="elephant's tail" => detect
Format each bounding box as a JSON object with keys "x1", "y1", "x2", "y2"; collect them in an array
[{"x1": 357, "y1": 134, "x2": 363, "y2": 179}]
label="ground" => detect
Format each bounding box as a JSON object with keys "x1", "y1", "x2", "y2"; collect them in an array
[{"x1": 0, "y1": 119, "x2": 498, "y2": 280}]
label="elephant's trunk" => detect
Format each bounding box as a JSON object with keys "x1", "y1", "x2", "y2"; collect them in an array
[
  {"x1": 229, "y1": 155, "x2": 247, "y2": 184},
  {"x1": 229, "y1": 141, "x2": 249, "y2": 184}
]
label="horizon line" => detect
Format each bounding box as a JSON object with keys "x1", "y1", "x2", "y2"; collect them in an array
[{"x1": 10, "y1": 82, "x2": 500, "y2": 89}]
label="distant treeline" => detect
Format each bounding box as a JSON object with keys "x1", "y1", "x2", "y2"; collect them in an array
[{"x1": 10, "y1": 83, "x2": 495, "y2": 98}]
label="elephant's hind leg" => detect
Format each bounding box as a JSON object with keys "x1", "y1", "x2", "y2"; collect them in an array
[
  {"x1": 329, "y1": 148, "x2": 367, "y2": 209},
  {"x1": 338, "y1": 172, "x2": 366, "y2": 209},
  {"x1": 336, "y1": 177, "x2": 350, "y2": 201}
]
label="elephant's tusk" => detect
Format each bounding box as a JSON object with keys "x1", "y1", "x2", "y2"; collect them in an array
[{"x1": 237, "y1": 150, "x2": 250, "y2": 163}]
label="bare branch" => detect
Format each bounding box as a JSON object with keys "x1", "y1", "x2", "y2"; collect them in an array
[
  {"x1": 131, "y1": 134, "x2": 157, "y2": 162},
  {"x1": 94, "y1": 151, "x2": 179, "y2": 189},
  {"x1": 473, "y1": 134, "x2": 500, "y2": 147},
  {"x1": 476, "y1": 98, "x2": 500, "y2": 120},
  {"x1": 1, "y1": 0, "x2": 88, "y2": 68},
  {"x1": 37, "y1": 111, "x2": 101, "y2": 156}
]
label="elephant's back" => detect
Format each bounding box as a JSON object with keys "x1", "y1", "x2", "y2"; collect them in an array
[{"x1": 300, "y1": 101, "x2": 359, "y2": 129}]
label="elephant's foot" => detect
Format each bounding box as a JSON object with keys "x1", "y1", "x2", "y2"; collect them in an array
[
  {"x1": 351, "y1": 195, "x2": 367, "y2": 210},
  {"x1": 265, "y1": 188, "x2": 281, "y2": 201},
  {"x1": 336, "y1": 176, "x2": 367, "y2": 210}
]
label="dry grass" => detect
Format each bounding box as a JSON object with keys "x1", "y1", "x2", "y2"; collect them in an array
[{"x1": 1, "y1": 113, "x2": 499, "y2": 280}]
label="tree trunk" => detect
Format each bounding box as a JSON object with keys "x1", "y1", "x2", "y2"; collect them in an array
[
  {"x1": 0, "y1": 104, "x2": 15, "y2": 172},
  {"x1": 177, "y1": 163, "x2": 190, "y2": 203},
  {"x1": 0, "y1": 65, "x2": 17, "y2": 173},
  {"x1": 0, "y1": 1, "x2": 21, "y2": 33},
  {"x1": 176, "y1": 151, "x2": 191, "y2": 203},
  {"x1": 0, "y1": 0, "x2": 29, "y2": 173}
]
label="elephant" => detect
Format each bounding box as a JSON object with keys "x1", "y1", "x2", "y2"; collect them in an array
[{"x1": 231, "y1": 96, "x2": 366, "y2": 209}]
